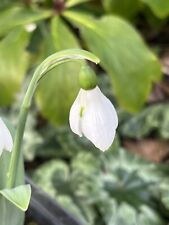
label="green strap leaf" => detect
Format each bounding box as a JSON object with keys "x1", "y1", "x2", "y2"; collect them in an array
[
  {"x1": 64, "y1": 11, "x2": 161, "y2": 112},
  {"x1": 0, "y1": 184, "x2": 31, "y2": 211}
]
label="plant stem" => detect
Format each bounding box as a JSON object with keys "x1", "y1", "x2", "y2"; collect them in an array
[
  {"x1": 7, "y1": 107, "x2": 28, "y2": 188},
  {"x1": 6, "y1": 49, "x2": 99, "y2": 188},
  {"x1": 7, "y1": 60, "x2": 55, "y2": 188},
  {"x1": 7, "y1": 72, "x2": 39, "y2": 188}
]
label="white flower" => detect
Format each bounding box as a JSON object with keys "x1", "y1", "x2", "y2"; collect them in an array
[
  {"x1": 69, "y1": 86, "x2": 118, "y2": 151},
  {"x1": 0, "y1": 118, "x2": 13, "y2": 155},
  {"x1": 25, "y1": 23, "x2": 37, "y2": 32}
]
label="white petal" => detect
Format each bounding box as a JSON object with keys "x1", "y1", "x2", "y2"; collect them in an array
[
  {"x1": 0, "y1": 128, "x2": 5, "y2": 155},
  {"x1": 0, "y1": 118, "x2": 13, "y2": 152},
  {"x1": 69, "y1": 90, "x2": 83, "y2": 137},
  {"x1": 81, "y1": 86, "x2": 118, "y2": 151}
]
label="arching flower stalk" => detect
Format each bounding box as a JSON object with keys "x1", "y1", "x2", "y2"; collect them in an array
[
  {"x1": 0, "y1": 50, "x2": 101, "y2": 225},
  {"x1": 7, "y1": 49, "x2": 100, "y2": 189}
]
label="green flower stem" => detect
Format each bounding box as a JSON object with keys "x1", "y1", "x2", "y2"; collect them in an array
[
  {"x1": 6, "y1": 49, "x2": 99, "y2": 188},
  {"x1": 6, "y1": 71, "x2": 40, "y2": 188},
  {"x1": 7, "y1": 107, "x2": 28, "y2": 188}
]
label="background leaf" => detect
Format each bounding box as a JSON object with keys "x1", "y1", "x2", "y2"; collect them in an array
[
  {"x1": 64, "y1": 11, "x2": 161, "y2": 112},
  {"x1": 0, "y1": 6, "x2": 52, "y2": 36},
  {"x1": 140, "y1": 0, "x2": 169, "y2": 18},
  {"x1": 120, "y1": 103, "x2": 169, "y2": 139},
  {"x1": 102, "y1": 0, "x2": 141, "y2": 18},
  {"x1": 66, "y1": 0, "x2": 91, "y2": 8},
  {"x1": 0, "y1": 28, "x2": 30, "y2": 106},
  {"x1": 31, "y1": 145, "x2": 168, "y2": 225},
  {"x1": 36, "y1": 17, "x2": 81, "y2": 125}
]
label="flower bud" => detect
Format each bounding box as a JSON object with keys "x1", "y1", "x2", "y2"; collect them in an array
[{"x1": 79, "y1": 65, "x2": 97, "y2": 90}]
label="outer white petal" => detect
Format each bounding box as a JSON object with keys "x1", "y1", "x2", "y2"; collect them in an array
[
  {"x1": 81, "y1": 86, "x2": 118, "y2": 151},
  {"x1": 69, "y1": 90, "x2": 83, "y2": 137},
  {"x1": 0, "y1": 128, "x2": 5, "y2": 155},
  {"x1": 0, "y1": 118, "x2": 13, "y2": 152}
]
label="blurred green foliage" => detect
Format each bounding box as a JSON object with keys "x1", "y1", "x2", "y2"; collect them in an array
[
  {"x1": 140, "y1": 0, "x2": 169, "y2": 18},
  {"x1": 103, "y1": 0, "x2": 169, "y2": 19},
  {"x1": 0, "y1": 0, "x2": 167, "y2": 124},
  {"x1": 103, "y1": 0, "x2": 141, "y2": 18},
  {"x1": 64, "y1": 11, "x2": 161, "y2": 111},
  {"x1": 7, "y1": 101, "x2": 167, "y2": 224},
  {"x1": 0, "y1": 28, "x2": 30, "y2": 105},
  {"x1": 120, "y1": 104, "x2": 169, "y2": 139},
  {"x1": 31, "y1": 139, "x2": 169, "y2": 225},
  {"x1": 36, "y1": 17, "x2": 81, "y2": 125},
  {"x1": 1, "y1": 1, "x2": 169, "y2": 224}
]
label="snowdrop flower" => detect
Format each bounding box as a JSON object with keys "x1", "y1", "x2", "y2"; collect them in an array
[
  {"x1": 69, "y1": 86, "x2": 118, "y2": 151},
  {"x1": 0, "y1": 118, "x2": 13, "y2": 155}
]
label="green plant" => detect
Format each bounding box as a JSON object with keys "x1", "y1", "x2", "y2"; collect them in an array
[
  {"x1": 0, "y1": 0, "x2": 167, "y2": 125},
  {"x1": 0, "y1": 48, "x2": 99, "y2": 225},
  {"x1": 32, "y1": 145, "x2": 169, "y2": 225}
]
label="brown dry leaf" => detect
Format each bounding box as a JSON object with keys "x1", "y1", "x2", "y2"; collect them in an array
[
  {"x1": 148, "y1": 84, "x2": 164, "y2": 102},
  {"x1": 123, "y1": 139, "x2": 169, "y2": 162},
  {"x1": 161, "y1": 49, "x2": 169, "y2": 76}
]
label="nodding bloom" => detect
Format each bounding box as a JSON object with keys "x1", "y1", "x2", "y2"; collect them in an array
[
  {"x1": 69, "y1": 86, "x2": 118, "y2": 151},
  {"x1": 0, "y1": 118, "x2": 13, "y2": 155}
]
